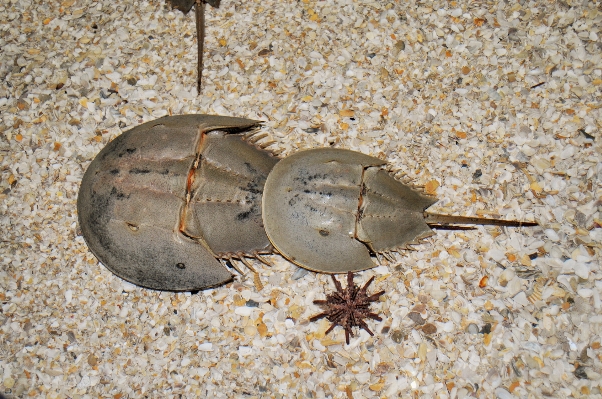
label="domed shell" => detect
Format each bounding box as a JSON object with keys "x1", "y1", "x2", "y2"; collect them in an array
[{"x1": 261, "y1": 148, "x2": 437, "y2": 273}]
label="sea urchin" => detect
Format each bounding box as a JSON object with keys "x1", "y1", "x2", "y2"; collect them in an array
[{"x1": 310, "y1": 272, "x2": 385, "y2": 344}]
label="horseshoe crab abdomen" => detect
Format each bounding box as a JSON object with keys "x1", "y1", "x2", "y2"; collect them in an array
[
  {"x1": 182, "y1": 132, "x2": 279, "y2": 255},
  {"x1": 356, "y1": 166, "x2": 437, "y2": 253}
]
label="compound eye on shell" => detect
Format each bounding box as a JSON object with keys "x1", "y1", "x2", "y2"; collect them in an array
[{"x1": 126, "y1": 222, "x2": 139, "y2": 232}]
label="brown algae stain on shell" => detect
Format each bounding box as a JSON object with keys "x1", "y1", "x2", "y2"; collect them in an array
[
  {"x1": 77, "y1": 114, "x2": 278, "y2": 291},
  {"x1": 261, "y1": 148, "x2": 437, "y2": 273}
]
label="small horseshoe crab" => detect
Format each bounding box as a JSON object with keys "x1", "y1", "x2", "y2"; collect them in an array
[
  {"x1": 262, "y1": 148, "x2": 537, "y2": 273},
  {"x1": 77, "y1": 114, "x2": 537, "y2": 291}
]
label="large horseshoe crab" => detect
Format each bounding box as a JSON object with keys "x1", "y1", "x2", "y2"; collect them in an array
[
  {"x1": 77, "y1": 115, "x2": 277, "y2": 291},
  {"x1": 77, "y1": 114, "x2": 537, "y2": 291}
]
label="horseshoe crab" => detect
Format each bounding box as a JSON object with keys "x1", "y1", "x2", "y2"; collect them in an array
[
  {"x1": 78, "y1": 114, "x2": 537, "y2": 291},
  {"x1": 77, "y1": 114, "x2": 278, "y2": 291},
  {"x1": 262, "y1": 148, "x2": 537, "y2": 273}
]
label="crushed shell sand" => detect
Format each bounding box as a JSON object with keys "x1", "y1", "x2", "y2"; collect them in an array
[{"x1": 1, "y1": 0, "x2": 601, "y2": 398}]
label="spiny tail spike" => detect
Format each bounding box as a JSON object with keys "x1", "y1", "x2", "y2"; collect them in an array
[
  {"x1": 195, "y1": 0, "x2": 205, "y2": 94},
  {"x1": 424, "y1": 213, "x2": 538, "y2": 228}
]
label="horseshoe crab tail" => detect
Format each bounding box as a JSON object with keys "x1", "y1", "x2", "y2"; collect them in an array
[
  {"x1": 195, "y1": 0, "x2": 205, "y2": 94},
  {"x1": 424, "y1": 213, "x2": 538, "y2": 229}
]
